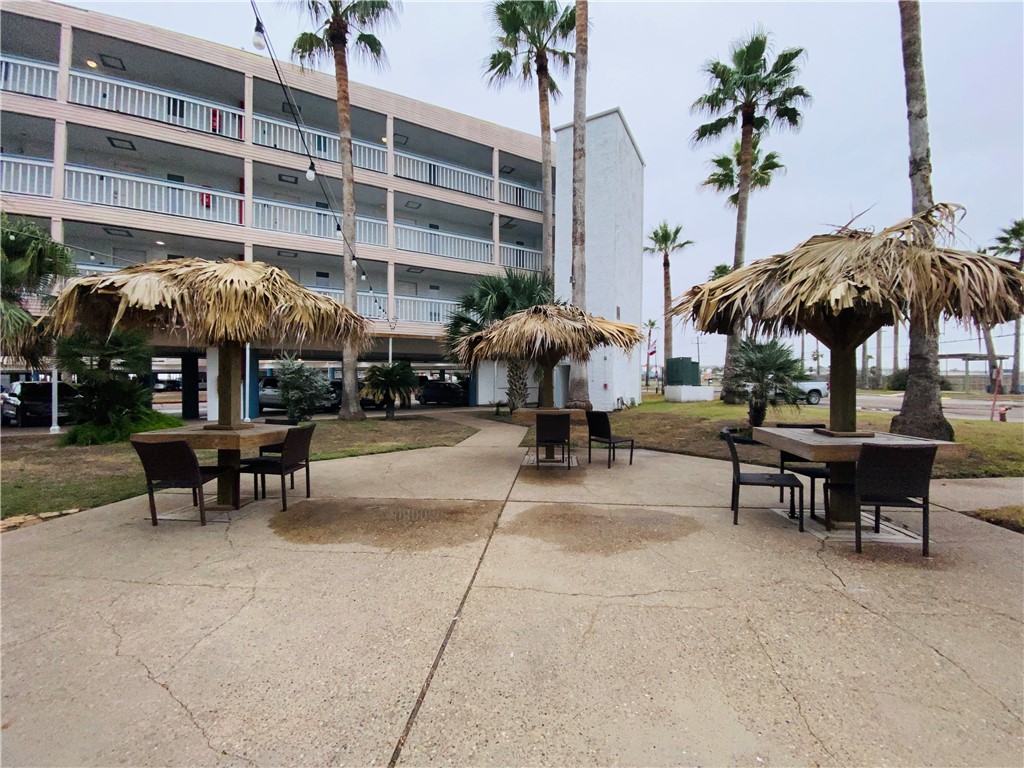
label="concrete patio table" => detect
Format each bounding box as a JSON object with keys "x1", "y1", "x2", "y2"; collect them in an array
[
  {"x1": 752, "y1": 427, "x2": 962, "y2": 528},
  {"x1": 131, "y1": 423, "x2": 292, "y2": 507}
]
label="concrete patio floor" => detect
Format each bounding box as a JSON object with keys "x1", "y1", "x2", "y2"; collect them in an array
[{"x1": 2, "y1": 413, "x2": 1021, "y2": 767}]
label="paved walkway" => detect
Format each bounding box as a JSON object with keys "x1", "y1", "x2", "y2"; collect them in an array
[{"x1": 2, "y1": 413, "x2": 1022, "y2": 767}]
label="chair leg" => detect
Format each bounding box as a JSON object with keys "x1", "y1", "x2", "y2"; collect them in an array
[
  {"x1": 789, "y1": 487, "x2": 796, "y2": 519},
  {"x1": 855, "y1": 507, "x2": 862, "y2": 553},
  {"x1": 732, "y1": 482, "x2": 739, "y2": 523},
  {"x1": 566, "y1": 443, "x2": 571, "y2": 470},
  {"x1": 922, "y1": 499, "x2": 929, "y2": 557},
  {"x1": 290, "y1": 471, "x2": 295, "y2": 490},
  {"x1": 608, "y1": 442, "x2": 612, "y2": 469},
  {"x1": 253, "y1": 473, "x2": 259, "y2": 500},
  {"x1": 197, "y1": 486, "x2": 207, "y2": 526},
  {"x1": 192, "y1": 487, "x2": 198, "y2": 507},
  {"x1": 280, "y1": 472, "x2": 288, "y2": 512},
  {"x1": 588, "y1": 439, "x2": 592, "y2": 464},
  {"x1": 305, "y1": 462, "x2": 311, "y2": 498},
  {"x1": 536, "y1": 443, "x2": 540, "y2": 470},
  {"x1": 147, "y1": 483, "x2": 158, "y2": 526},
  {"x1": 874, "y1": 505, "x2": 881, "y2": 534},
  {"x1": 798, "y1": 486, "x2": 804, "y2": 532},
  {"x1": 629, "y1": 440, "x2": 634, "y2": 465},
  {"x1": 260, "y1": 473, "x2": 267, "y2": 499},
  {"x1": 810, "y1": 478, "x2": 817, "y2": 520}
]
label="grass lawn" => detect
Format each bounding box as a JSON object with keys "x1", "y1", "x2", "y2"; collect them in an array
[
  {"x1": 0, "y1": 416, "x2": 475, "y2": 519},
  {"x1": 502, "y1": 395, "x2": 1024, "y2": 479},
  {"x1": 965, "y1": 506, "x2": 1024, "y2": 533}
]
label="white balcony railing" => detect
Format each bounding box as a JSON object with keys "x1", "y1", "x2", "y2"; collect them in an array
[
  {"x1": 1, "y1": 156, "x2": 53, "y2": 197},
  {"x1": 395, "y1": 295, "x2": 459, "y2": 325},
  {"x1": 394, "y1": 150, "x2": 493, "y2": 200},
  {"x1": 499, "y1": 179, "x2": 543, "y2": 212},
  {"x1": 65, "y1": 166, "x2": 244, "y2": 225},
  {"x1": 306, "y1": 287, "x2": 389, "y2": 320},
  {"x1": 68, "y1": 71, "x2": 244, "y2": 140},
  {"x1": 499, "y1": 244, "x2": 543, "y2": 272},
  {"x1": 74, "y1": 262, "x2": 123, "y2": 276},
  {"x1": 395, "y1": 223, "x2": 493, "y2": 264},
  {"x1": 252, "y1": 199, "x2": 387, "y2": 246},
  {"x1": 0, "y1": 55, "x2": 57, "y2": 99},
  {"x1": 252, "y1": 115, "x2": 387, "y2": 174}
]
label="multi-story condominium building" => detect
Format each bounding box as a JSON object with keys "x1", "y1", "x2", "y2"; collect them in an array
[{"x1": 1, "y1": 0, "x2": 554, "y2": 412}]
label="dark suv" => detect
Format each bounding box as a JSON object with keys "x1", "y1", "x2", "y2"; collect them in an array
[
  {"x1": 417, "y1": 380, "x2": 468, "y2": 406},
  {"x1": 1, "y1": 381, "x2": 80, "y2": 427}
]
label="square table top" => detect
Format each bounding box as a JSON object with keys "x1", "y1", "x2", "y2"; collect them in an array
[
  {"x1": 752, "y1": 427, "x2": 962, "y2": 463},
  {"x1": 130, "y1": 423, "x2": 291, "y2": 452}
]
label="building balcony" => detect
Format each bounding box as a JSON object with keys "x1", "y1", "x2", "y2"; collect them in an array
[
  {"x1": 65, "y1": 165, "x2": 244, "y2": 225},
  {"x1": 1, "y1": 155, "x2": 53, "y2": 197},
  {"x1": 0, "y1": 55, "x2": 57, "y2": 99},
  {"x1": 252, "y1": 198, "x2": 387, "y2": 247},
  {"x1": 394, "y1": 150, "x2": 493, "y2": 200},
  {"x1": 499, "y1": 179, "x2": 542, "y2": 212},
  {"x1": 68, "y1": 70, "x2": 244, "y2": 140},
  {"x1": 253, "y1": 114, "x2": 387, "y2": 174},
  {"x1": 499, "y1": 243, "x2": 542, "y2": 272},
  {"x1": 395, "y1": 223, "x2": 493, "y2": 264},
  {"x1": 395, "y1": 295, "x2": 459, "y2": 325}
]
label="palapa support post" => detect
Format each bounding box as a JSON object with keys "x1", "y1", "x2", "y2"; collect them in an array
[{"x1": 825, "y1": 342, "x2": 859, "y2": 526}]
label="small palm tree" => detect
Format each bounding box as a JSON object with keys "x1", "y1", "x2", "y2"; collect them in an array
[
  {"x1": 361, "y1": 361, "x2": 418, "y2": 420},
  {"x1": 643, "y1": 222, "x2": 694, "y2": 362},
  {"x1": 290, "y1": 0, "x2": 401, "y2": 420},
  {"x1": 709, "y1": 263, "x2": 732, "y2": 281},
  {"x1": 445, "y1": 269, "x2": 554, "y2": 413},
  {"x1": 701, "y1": 134, "x2": 785, "y2": 207},
  {"x1": 1, "y1": 212, "x2": 77, "y2": 367},
  {"x1": 485, "y1": 0, "x2": 575, "y2": 277},
  {"x1": 991, "y1": 219, "x2": 1024, "y2": 393},
  {"x1": 643, "y1": 319, "x2": 657, "y2": 387},
  {"x1": 729, "y1": 338, "x2": 805, "y2": 428}
]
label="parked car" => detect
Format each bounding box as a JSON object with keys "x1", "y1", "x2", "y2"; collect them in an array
[
  {"x1": 1, "y1": 381, "x2": 80, "y2": 427},
  {"x1": 152, "y1": 378, "x2": 182, "y2": 392},
  {"x1": 259, "y1": 376, "x2": 341, "y2": 413},
  {"x1": 793, "y1": 380, "x2": 829, "y2": 405},
  {"x1": 417, "y1": 380, "x2": 468, "y2": 406}
]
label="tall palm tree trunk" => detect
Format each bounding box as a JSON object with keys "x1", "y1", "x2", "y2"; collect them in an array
[
  {"x1": 1014, "y1": 251, "x2": 1023, "y2": 393},
  {"x1": 721, "y1": 113, "x2": 755, "y2": 404},
  {"x1": 662, "y1": 253, "x2": 673, "y2": 362},
  {"x1": 567, "y1": 0, "x2": 591, "y2": 410},
  {"x1": 333, "y1": 42, "x2": 364, "y2": 421},
  {"x1": 982, "y1": 326, "x2": 999, "y2": 392},
  {"x1": 892, "y1": 322, "x2": 900, "y2": 378},
  {"x1": 537, "y1": 53, "x2": 554, "y2": 278},
  {"x1": 875, "y1": 328, "x2": 883, "y2": 388},
  {"x1": 891, "y1": 0, "x2": 951, "y2": 440}
]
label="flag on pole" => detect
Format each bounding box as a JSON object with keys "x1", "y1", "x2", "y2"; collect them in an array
[{"x1": 648, "y1": 342, "x2": 657, "y2": 357}]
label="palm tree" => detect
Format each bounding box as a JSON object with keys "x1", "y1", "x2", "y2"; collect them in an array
[
  {"x1": 691, "y1": 29, "x2": 811, "y2": 404},
  {"x1": 361, "y1": 361, "x2": 418, "y2": 420},
  {"x1": 729, "y1": 338, "x2": 805, "y2": 428},
  {"x1": 291, "y1": 0, "x2": 400, "y2": 421},
  {"x1": 566, "y1": 0, "x2": 590, "y2": 410},
  {"x1": 643, "y1": 222, "x2": 694, "y2": 364},
  {"x1": 709, "y1": 263, "x2": 732, "y2": 281},
  {"x1": 445, "y1": 268, "x2": 553, "y2": 413},
  {"x1": 890, "y1": 0, "x2": 950, "y2": 440},
  {"x1": 1, "y1": 212, "x2": 76, "y2": 367},
  {"x1": 700, "y1": 134, "x2": 785, "y2": 207},
  {"x1": 486, "y1": 0, "x2": 575, "y2": 277},
  {"x1": 643, "y1": 319, "x2": 657, "y2": 387},
  {"x1": 991, "y1": 219, "x2": 1024, "y2": 393}
]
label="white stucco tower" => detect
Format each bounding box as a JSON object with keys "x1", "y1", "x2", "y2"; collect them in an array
[{"x1": 554, "y1": 108, "x2": 645, "y2": 411}]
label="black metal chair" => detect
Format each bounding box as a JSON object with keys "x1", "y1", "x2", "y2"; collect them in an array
[
  {"x1": 261, "y1": 418, "x2": 299, "y2": 489},
  {"x1": 535, "y1": 412, "x2": 571, "y2": 470},
  {"x1": 130, "y1": 439, "x2": 232, "y2": 526},
  {"x1": 776, "y1": 423, "x2": 830, "y2": 520},
  {"x1": 585, "y1": 410, "x2": 634, "y2": 468},
  {"x1": 720, "y1": 428, "x2": 805, "y2": 531},
  {"x1": 854, "y1": 443, "x2": 938, "y2": 556},
  {"x1": 239, "y1": 424, "x2": 316, "y2": 511}
]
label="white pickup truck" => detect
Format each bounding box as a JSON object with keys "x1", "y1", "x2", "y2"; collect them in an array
[{"x1": 793, "y1": 380, "x2": 829, "y2": 405}]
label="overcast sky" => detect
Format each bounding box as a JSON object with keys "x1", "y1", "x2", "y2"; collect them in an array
[{"x1": 61, "y1": 0, "x2": 1024, "y2": 370}]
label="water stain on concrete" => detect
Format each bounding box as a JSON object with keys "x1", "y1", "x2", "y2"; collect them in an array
[
  {"x1": 269, "y1": 498, "x2": 502, "y2": 550},
  {"x1": 516, "y1": 466, "x2": 587, "y2": 485},
  {"x1": 504, "y1": 504, "x2": 700, "y2": 555}
]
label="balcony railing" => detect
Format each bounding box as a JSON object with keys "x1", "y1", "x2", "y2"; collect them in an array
[
  {"x1": 394, "y1": 150, "x2": 493, "y2": 200},
  {"x1": 74, "y1": 262, "x2": 123, "y2": 276},
  {"x1": 1, "y1": 156, "x2": 53, "y2": 197},
  {"x1": 395, "y1": 295, "x2": 458, "y2": 325},
  {"x1": 65, "y1": 165, "x2": 244, "y2": 225},
  {"x1": 499, "y1": 244, "x2": 542, "y2": 272},
  {"x1": 252, "y1": 115, "x2": 387, "y2": 174},
  {"x1": 0, "y1": 55, "x2": 57, "y2": 99},
  {"x1": 307, "y1": 287, "x2": 389, "y2": 320},
  {"x1": 252, "y1": 199, "x2": 387, "y2": 246},
  {"x1": 68, "y1": 71, "x2": 244, "y2": 140},
  {"x1": 499, "y1": 179, "x2": 542, "y2": 212},
  {"x1": 395, "y1": 223, "x2": 493, "y2": 264}
]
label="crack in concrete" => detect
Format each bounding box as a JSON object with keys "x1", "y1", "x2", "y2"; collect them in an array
[
  {"x1": 0, "y1": 623, "x2": 69, "y2": 651},
  {"x1": 815, "y1": 540, "x2": 847, "y2": 588},
  {"x1": 745, "y1": 616, "x2": 843, "y2": 766},
  {"x1": 474, "y1": 584, "x2": 722, "y2": 601}
]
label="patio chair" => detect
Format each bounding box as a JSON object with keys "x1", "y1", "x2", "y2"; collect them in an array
[
  {"x1": 585, "y1": 410, "x2": 634, "y2": 468},
  {"x1": 536, "y1": 412, "x2": 571, "y2": 470},
  {"x1": 776, "y1": 423, "x2": 829, "y2": 520},
  {"x1": 130, "y1": 439, "x2": 233, "y2": 526},
  {"x1": 720, "y1": 428, "x2": 804, "y2": 531},
  {"x1": 854, "y1": 443, "x2": 938, "y2": 556},
  {"x1": 261, "y1": 418, "x2": 299, "y2": 490},
  {"x1": 239, "y1": 424, "x2": 316, "y2": 511}
]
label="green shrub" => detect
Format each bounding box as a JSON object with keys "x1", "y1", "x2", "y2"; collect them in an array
[
  {"x1": 276, "y1": 356, "x2": 332, "y2": 422},
  {"x1": 887, "y1": 368, "x2": 954, "y2": 392},
  {"x1": 62, "y1": 409, "x2": 182, "y2": 446}
]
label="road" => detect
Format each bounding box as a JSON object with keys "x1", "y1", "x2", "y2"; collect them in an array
[{"x1": 802, "y1": 392, "x2": 1024, "y2": 424}]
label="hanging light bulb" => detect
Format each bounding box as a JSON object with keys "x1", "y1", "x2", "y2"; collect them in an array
[
  {"x1": 360, "y1": 273, "x2": 366, "y2": 281},
  {"x1": 351, "y1": 258, "x2": 358, "y2": 269},
  {"x1": 252, "y1": 20, "x2": 266, "y2": 51},
  {"x1": 305, "y1": 162, "x2": 316, "y2": 182}
]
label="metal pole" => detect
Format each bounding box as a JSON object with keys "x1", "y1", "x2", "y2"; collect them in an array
[
  {"x1": 388, "y1": 337, "x2": 393, "y2": 365},
  {"x1": 49, "y1": 367, "x2": 60, "y2": 434},
  {"x1": 243, "y1": 343, "x2": 251, "y2": 423}
]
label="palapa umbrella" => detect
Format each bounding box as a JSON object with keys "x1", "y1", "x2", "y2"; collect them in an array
[
  {"x1": 670, "y1": 203, "x2": 1024, "y2": 433},
  {"x1": 454, "y1": 303, "x2": 643, "y2": 408},
  {"x1": 49, "y1": 258, "x2": 370, "y2": 429}
]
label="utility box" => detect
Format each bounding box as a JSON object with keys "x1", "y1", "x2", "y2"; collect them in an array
[{"x1": 665, "y1": 357, "x2": 700, "y2": 386}]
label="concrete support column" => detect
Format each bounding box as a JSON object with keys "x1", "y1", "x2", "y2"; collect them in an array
[
  {"x1": 205, "y1": 347, "x2": 219, "y2": 423},
  {"x1": 243, "y1": 74, "x2": 254, "y2": 144},
  {"x1": 492, "y1": 212, "x2": 501, "y2": 266},
  {"x1": 50, "y1": 217, "x2": 63, "y2": 243},
  {"x1": 243, "y1": 157, "x2": 253, "y2": 233},
  {"x1": 386, "y1": 189, "x2": 395, "y2": 249},
  {"x1": 492, "y1": 147, "x2": 500, "y2": 202},
  {"x1": 243, "y1": 242, "x2": 253, "y2": 263},
  {"x1": 56, "y1": 23, "x2": 72, "y2": 103},
  {"x1": 387, "y1": 261, "x2": 396, "y2": 322},
  {"x1": 52, "y1": 120, "x2": 67, "y2": 201},
  {"x1": 385, "y1": 114, "x2": 395, "y2": 176}
]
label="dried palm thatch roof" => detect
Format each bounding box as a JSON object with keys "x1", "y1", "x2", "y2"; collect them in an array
[
  {"x1": 48, "y1": 258, "x2": 370, "y2": 350},
  {"x1": 454, "y1": 304, "x2": 643, "y2": 367},
  {"x1": 671, "y1": 204, "x2": 1024, "y2": 347}
]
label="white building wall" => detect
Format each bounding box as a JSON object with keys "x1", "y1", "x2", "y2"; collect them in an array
[
  {"x1": 475, "y1": 361, "x2": 540, "y2": 407},
  {"x1": 554, "y1": 108, "x2": 645, "y2": 411}
]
